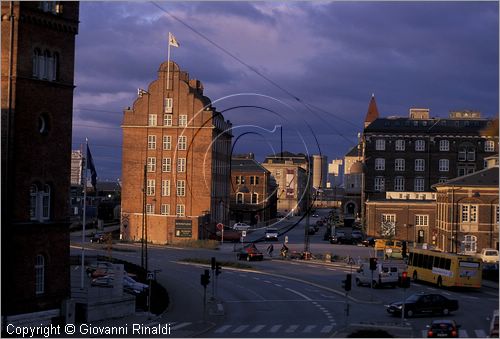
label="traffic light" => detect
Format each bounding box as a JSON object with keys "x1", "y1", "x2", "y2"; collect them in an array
[
  {"x1": 400, "y1": 271, "x2": 410, "y2": 288},
  {"x1": 200, "y1": 269, "x2": 210, "y2": 287},
  {"x1": 342, "y1": 273, "x2": 352, "y2": 291},
  {"x1": 211, "y1": 257, "x2": 216, "y2": 270},
  {"x1": 402, "y1": 241, "x2": 407, "y2": 258},
  {"x1": 369, "y1": 257, "x2": 378, "y2": 271},
  {"x1": 215, "y1": 262, "x2": 222, "y2": 276}
]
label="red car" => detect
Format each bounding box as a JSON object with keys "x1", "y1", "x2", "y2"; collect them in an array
[
  {"x1": 237, "y1": 244, "x2": 264, "y2": 261},
  {"x1": 427, "y1": 320, "x2": 460, "y2": 338}
]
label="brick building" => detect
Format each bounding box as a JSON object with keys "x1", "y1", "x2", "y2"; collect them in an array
[
  {"x1": 1, "y1": 1, "x2": 79, "y2": 325},
  {"x1": 342, "y1": 145, "x2": 363, "y2": 227},
  {"x1": 433, "y1": 166, "x2": 499, "y2": 254},
  {"x1": 262, "y1": 152, "x2": 309, "y2": 216},
  {"x1": 121, "y1": 61, "x2": 232, "y2": 244},
  {"x1": 230, "y1": 154, "x2": 277, "y2": 225}
]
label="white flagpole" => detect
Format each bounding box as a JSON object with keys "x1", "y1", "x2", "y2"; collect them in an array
[
  {"x1": 81, "y1": 138, "x2": 88, "y2": 289},
  {"x1": 166, "y1": 37, "x2": 171, "y2": 90}
]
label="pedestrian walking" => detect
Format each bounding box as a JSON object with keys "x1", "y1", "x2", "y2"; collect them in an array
[{"x1": 267, "y1": 244, "x2": 274, "y2": 257}]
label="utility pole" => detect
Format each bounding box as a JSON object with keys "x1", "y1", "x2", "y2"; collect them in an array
[
  {"x1": 141, "y1": 164, "x2": 146, "y2": 269},
  {"x1": 304, "y1": 158, "x2": 311, "y2": 258}
]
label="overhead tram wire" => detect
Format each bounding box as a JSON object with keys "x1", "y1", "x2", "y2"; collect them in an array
[{"x1": 149, "y1": 2, "x2": 360, "y2": 133}]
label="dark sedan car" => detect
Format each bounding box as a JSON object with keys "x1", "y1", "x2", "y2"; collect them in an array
[
  {"x1": 427, "y1": 320, "x2": 460, "y2": 338},
  {"x1": 236, "y1": 244, "x2": 264, "y2": 261},
  {"x1": 385, "y1": 293, "x2": 459, "y2": 318},
  {"x1": 90, "y1": 232, "x2": 106, "y2": 243},
  {"x1": 362, "y1": 237, "x2": 375, "y2": 247}
]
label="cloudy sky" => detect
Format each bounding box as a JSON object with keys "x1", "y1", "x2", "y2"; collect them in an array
[{"x1": 72, "y1": 1, "x2": 499, "y2": 181}]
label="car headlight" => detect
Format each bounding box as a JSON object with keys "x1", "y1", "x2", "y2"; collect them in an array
[{"x1": 396, "y1": 305, "x2": 403, "y2": 309}]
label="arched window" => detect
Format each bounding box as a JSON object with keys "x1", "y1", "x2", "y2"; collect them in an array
[
  {"x1": 30, "y1": 184, "x2": 38, "y2": 220},
  {"x1": 32, "y1": 49, "x2": 42, "y2": 77},
  {"x1": 43, "y1": 50, "x2": 52, "y2": 80},
  {"x1": 35, "y1": 254, "x2": 45, "y2": 294},
  {"x1": 236, "y1": 193, "x2": 244, "y2": 204}
]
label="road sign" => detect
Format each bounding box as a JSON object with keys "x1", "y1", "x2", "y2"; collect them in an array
[
  {"x1": 241, "y1": 230, "x2": 247, "y2": 237},
  {"x1": 285, "y1": 235, "x2": 289, "y2": 244},
  {"x1": 217, "y1": 223, "x2": 224, "y2": 231}
]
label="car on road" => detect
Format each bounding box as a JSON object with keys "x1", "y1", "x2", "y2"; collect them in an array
[
  {"x1": 351, "y1": 230, "x2": 363, "y2": 240},
  {"x1": 426, "y1": 319, "x2": 460, "y2": 338},
  {"x1": 232, "y1": 222, "x2": 251, "y2": 231},
  {"x1": 312, "y1": 213, "x2": 319, "y2": 218},
  {"x1": 265, "y1": 228, "x2": 279, "y2": 241},
  {"x1": 362, "y1": 237, "x2": 375, "y2": 247},
  {"x1": 476, "y1": 248, "x2": 499, "y2": 263},
  {"x1": 386, "y1": 293, "x2": 459, "y2": 318},
  {"x1": 236, "y1": 243, "x2": 264, "y2": 261},
  {"x1": 90, "y1": 232, "x2": 107, "y2": 243}
]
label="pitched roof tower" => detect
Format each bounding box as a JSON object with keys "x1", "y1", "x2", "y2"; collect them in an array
[{"x1": 364, "y1": 94, "x2": 380, "y2": 128}]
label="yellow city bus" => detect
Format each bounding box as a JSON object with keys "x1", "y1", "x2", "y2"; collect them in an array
[
  {"x1": 408, "y1": 248, "x2": 482, "y2": 288},
  {"x1": 374, "y1": 239, "x2": 403, "y2": 259}
]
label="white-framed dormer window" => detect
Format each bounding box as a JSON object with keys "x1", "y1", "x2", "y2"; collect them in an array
[
  {"x1": 395, "y1": 139, "x2": 405, "y2": 151},
  {"x1": 439, "y1": 140, "x2": 449, "y2": 151},
  {"x1": 414, "y1": 177, "x2": 424, "y2": 192},
  {"x1": 394, "y1": 176, "x2": 405, "y2": 191},
  {"x1": 179, "y1": 115, "x2": 188, "y2": 127},
  {"x1": 162, "y1": 158, "x2": 171, "y2": 172},
  {"x1": 176, "y1": 204, "x2": 185, "y2": 217},
  {"x1": 178, "y1": 136, "x2": 187, "y2": 150},
  {"x1": 485, "y1": 140, "x2": 495, "y2": 152},
  {"x1": 439, "y1": 159, "x2": 449, "y2": 172},
  {"x1": 147, "y1": 135, "x2": 156, "y2": 149},
  {"x1": 374, "y1": 176, "x2": 385, "y2": 192},
  {"x1": 148, "y1": 114, "x2": 157, "y2": 126},
  {"x1": 160, "y1": 204, "x2": 170, "y2": 215},
  {"x1": 164, "y1": 98, "x2": 173, "y2": 113},
  {"x1": 161, "y1": 179, "x2": 170, "y2": 196},
  {"x1": 395, "y1": 159, "x2": 405, "y2": 171},
  {"x1": 375, "y1": 139, "x2": 386, "y2": 151},
  {"x1": 236, "y1": 192, "x2": 244, "y2": 204},
  {"x1": 375, "y1": 158, "x2": 385, "y2": 171},
  {"x1": 177, "y1": 158, "x2": 186, "y2": 172},
  {"x1": 35, "y1": 254, "x2": 45, "y2": 295},
  {"x1": 146, "y1": 179, "x2": 155, "y2": 196},
  {"x1": 415, "y1": 139, "x2": 425, "y2": 151},
  {"x1": 163, "y1": 135, "x2": 171, "y2": 150},
  {"x1": 164, "y1": 114, "x2": 173, "y2": 126},
  {"x1": 176, "y1": 180, "x2": 185, "y2": 196},
  {"x1": 415, "y1": 159, "x2": 425, "y2": 171},
  {"x1": 147, "y1": 157, "x2": 156, "y2": 172}
]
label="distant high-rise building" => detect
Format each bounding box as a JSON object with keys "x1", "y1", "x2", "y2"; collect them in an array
[
  {"x1": 312, "y1": 154, "x2": 327, "y2": 189},
  {"x1": 1, "y1": 1, "x2": 79, "y2": 325},
  {"x1": 328, "y1": 159, "x2": 343, "y2": 187}
]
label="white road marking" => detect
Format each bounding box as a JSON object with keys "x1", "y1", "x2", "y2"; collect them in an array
[
  {"x1": 269, "y1": 325, "x2": 282, "y2": 333},
  {"x1": 321, "y1": 325, "x2": 334, "y2": 333},
  {"x1": 239, "y1": 274, "x2": 247, "y2": 277},
  {"x1": 303, "y1": 325, "x2": 316, "y2": 333},
  {"x1": 459, "y1": 329, "x2": 468, "y2": 337},
  {"x1": 215, "y1": 325, "x2": 231, "y2": 333},
  {"x1": 442, "y1": 291, "x2": 452, "y2": 296},
  {"x1": 464, "y1": 296, "x2": 479, "y2": 300},
  {"x1": 274, "y1": 284, "x2": 282, "y2": 287},
  {"x1": 233, "y1": 325, "x2": 249, "y2": 333},
  {"x1": 285, "y1": 287, "x2": 312, "y2": 301},
  {"x1": 171, "y1": 322, "x2": 191, "y2": 331},
  {"x1": 474, "y1": 329, "x2": 487, "y2": 337},
  {"x1": 249, "y1": 325, "x2": 266, "y2": 333},
  {"x1": 264, "y1": 280, "x2": 272, "y2": 284},
  {"x1": 253, "y1": 277, "x2": 260, "y2": 280},
  {"x1": 285, "y1": 325, "x2": 299, "y2": 333},
  {"x1": 320, "y1": 294, "x2": 337, "y2": 299}
]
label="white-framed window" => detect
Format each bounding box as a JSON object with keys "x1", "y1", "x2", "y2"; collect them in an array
[
  {"x1": 395, "y1": 139, "x2": 405, "y2": 151},
  {"x1": 458, "y1": 146, "x2": 475, "y2": 161},
  {"x1": 438, "y1": 177, "x2": 448, "y2": 184},
  {"x1": 395, "y1": 158, "x2": 405, "y2": 171},
  {"x1": 32, "y1": 48, "x2": 42, "y2": 78},
  {"x1": 163, "y1": 135, "x2": 171, "y2": 150},
  {"x1": 375, "y1": 139, "x2": 386, "y2": 151},
  {"x1": 147, "y1": 135, "x2": 156, "y2": 149},
  {"x1": 236, "y1": 193, "x2": 244, "y2": 204},
  {"x1": 496, "y1": 205, "x2": 499, "y2": 224},
  {"x1": 164, "y1": 114, "x2": 173, "y2": 126},
  {"x1": 414, "y1": 159, "x2": 425, "y2": 171},
  {"x1": 439, "y1": 140, "x2": 449, "y2": 151},
  {"x1": 461, "y1": 204, "x2": 478, "y2": 223},
  {"x1": 176, "y1": 204, "x2": 185, "y2": 217},
  {"x1": 146, "y1": 204, "x2": 154, "y2": 214},
  {"x1": 30, "y1": 184, "x2": 51, "y2": 221},
  {"x1": 439, "y1": 159, "x2": 449, "y2": 172},
  {"x1": 178, "y1": 136, "x2": 187, "y2": 150},
  {"x1": 177, "y1": 158, "x2": 186, "y2": 172},
  {"x1": 147, "y1": 157, "x2": 156, "y2": 172},
  {"x1": 30, "y1": 185, "x2": 38, "y2": 220},
  {"x1": 161, "y1": 180, "x2": 170, "y2": 196},
  {"x1": 41, "y1": 185, "x2": 50, "y2": 220},
  {"x1": 375, "y1": 158, "x2": 385, "y2": 171},
  {"x1": 382, "y1": 214, "x2": 396, "y2": 223},
  {"x1": 414, "y1": 177, "x2": 424, "y2": 191},
  {"x1": 394, "y1": 176, "x2": 405, "y2": 191},
  {"x1": 415, "y1": 139, "x2": 425, "y2": 151},
  {"x1": 147, "y1": 179, "x2": 155, "y2": 196},
  {"x1": 148, "y1": 114, "x2": 157, "y2": 126},
  {"x1": 463, "y1": 235, "x2": 477, "y2": 253},
  {"x1": 164, "y1": 98, "x2": 173, "y2": 113},
  {"x1": 179, "y1": 115, "x2": 188, "y2": 127},
  {"x1": 162, "y1": 158, "x2": 171, "y2": 172},
  {"x1": 176, "y1": 180, "x2": 185, "y2": 196},
  {"x1": 485, "y1": 140, "x2": 495, "y2": 152},
  {"x1": 251, "y1": 192, "x2": 258, "y2": 204},
  {"x1": 250, "y1": 176, "x2": 259, "y2": 185},
  {"x1": 374, "y1": 176, "x2": 385, "y2": 192},
  {"x1": 35, "y1": 254, "x2": 45, "y2": 294},
  {"x1": 236, "y1": 176, "x2": 245, "y2": 184},
  {"x1": 160, "y1": 204, "x2": 170, "y2": 215},
  {"x1": 415, "y1": 215, "x2": 429, "y2": 227}
]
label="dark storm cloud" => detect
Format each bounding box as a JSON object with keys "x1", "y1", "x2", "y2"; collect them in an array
[{"x1": 73, "y1": 1, "x2": 499, "y2": 180}]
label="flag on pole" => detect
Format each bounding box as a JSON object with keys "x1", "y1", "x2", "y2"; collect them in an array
[
  {"x1": 86, "y1": 144, "x2": 98, "y2": 191},
  {"x1": 168, "y1": 32, "x2": 179, "y2": 47}
]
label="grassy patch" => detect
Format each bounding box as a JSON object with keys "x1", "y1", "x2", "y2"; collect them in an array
[
  {"x1": 173, "y1": 239, "x2": 220, "y2": 249},
  {"x1": 180, "y1": 258, "x2": 252, "y2": 269}
]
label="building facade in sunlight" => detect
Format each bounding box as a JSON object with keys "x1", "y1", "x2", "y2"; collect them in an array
[{"x1": 121, "y1": 61, "x2": 232, "y2": 244}]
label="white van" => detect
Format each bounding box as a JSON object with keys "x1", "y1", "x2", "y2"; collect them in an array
[{"x1": 355, "y1": 260, "x2": 407, "y2": 288}]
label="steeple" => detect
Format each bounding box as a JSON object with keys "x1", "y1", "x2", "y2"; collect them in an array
[{"x1": 364, "y1": 93, "x2": 379, "y2": 128}]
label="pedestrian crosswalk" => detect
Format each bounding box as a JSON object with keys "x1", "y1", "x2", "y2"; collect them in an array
[
  {"x1": 420, "y1": 328, "x2": 487, "y2": 338},
  {"x1": 212, "y1": 324, "x2": 336, "y2": 335}
]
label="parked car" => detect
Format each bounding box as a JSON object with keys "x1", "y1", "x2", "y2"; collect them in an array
[
  {"x1": 265, "y1": 228, "x2": 279, "y2": 241},
  {"x1": 86, "y1": 261, "x2": 115, "y2": 278},
  {"x1": 123, "y1": 275, "x2": 149, "y2": 294},
  {"x1": 476, "y1": 248, "x2": 499, "y2": 263},
  {"x1": 91, "y1": 275, "x2": 114, "y2": 287},
  {"x1": 362, "y1": 237, "x2": 375, "y2": 247},
  {"x1": 233, "y1": 222, "x2": 251, "y2": 231},
  {"x1": 312, "y1": 214, "x2": 319, "y2": 218},
  {"x1": 236, "y1": 243, "x2": 264, "y2": 261},
  {"x1": 385, "y1": 293, "x2": 459, "y2": 318},
  {"x1": 351, "y1": 230, "x2": 364, "y2": 240},
  {"x1": 90, "y1": 232, "x2": 106, "y2": 243},
  {"x1": 426, "y1": 319, "x2": 460, "y2": 338}
]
